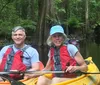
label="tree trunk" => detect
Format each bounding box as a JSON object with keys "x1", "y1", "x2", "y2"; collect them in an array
[
  {"x1": 33, "y1": 0, "x2": 54, "y2": 65},
  {"x1": 85, "y1": 0, "x2": 89, "y2": 57},
  {"x1": 63, "y1": 0, "x2": 69, "y2": 35}
]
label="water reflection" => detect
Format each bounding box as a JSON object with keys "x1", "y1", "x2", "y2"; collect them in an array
[
  {"x1": 87, "y1": 43, "x2": 100, "y2": 69},
  {"x1": 77, "y1": 41, "x2": 100, "y2": 69}
]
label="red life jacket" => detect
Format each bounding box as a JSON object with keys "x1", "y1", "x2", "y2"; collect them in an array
[
  {"x1": 50, "y1": 45, "x2": 77, "y2": 78},
  {"x1": 0, "y1": 45, "x2": 29, "y2": 80}
]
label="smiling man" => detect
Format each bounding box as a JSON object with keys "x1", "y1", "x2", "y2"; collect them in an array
[{"x1": 0, "y1": 26, "x2": 40, "y2": 80}]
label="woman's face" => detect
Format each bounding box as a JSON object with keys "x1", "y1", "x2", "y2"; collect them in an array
[{"x1": 51, "y1": 33, "x2": 64, "y2": 47}]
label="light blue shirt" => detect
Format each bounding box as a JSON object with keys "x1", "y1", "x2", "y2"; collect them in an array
[
  {"x1": 0, "y1": 44, "x2": 40, "y2": 69},
  {"x1": 67, "y1": 44, "x2": 78, "y2": 57}
]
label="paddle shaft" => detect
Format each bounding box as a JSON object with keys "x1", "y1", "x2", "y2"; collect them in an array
[
  {"x1": 81, "y1": 71, "x2": 100, "y2": 74},
  {"x1": 0, "y1": 70, "x2": 100, "y2": 75},
  {"x1": 27, "y1": 71, "x2": 100, "y2": 74},
  {"x1": 22, "y1": 70, "x2": 100, "y2": 74}
]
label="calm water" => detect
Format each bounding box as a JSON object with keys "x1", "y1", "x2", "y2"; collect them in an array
[
  {"x1": 86, "y1": 43, "x2": 100, "y2": 69},
  {"x1": 39, "y1": 42, "x2": 100, "y2": 70},
  {"x1": 76, "y1": 41, "x2": 100, "y2": 69},
  {"x1": 1, "y1": 41, "x2": 100, "y2": 69}
]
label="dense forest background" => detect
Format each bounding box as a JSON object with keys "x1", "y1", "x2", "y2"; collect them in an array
[{"x1": 0, "y1": 0, "x2": 100, "y2": 65}]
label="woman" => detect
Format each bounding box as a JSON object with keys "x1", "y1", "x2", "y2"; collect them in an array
[{"x1": 37, "y1": 25, "x2": 87, "y2": 85}]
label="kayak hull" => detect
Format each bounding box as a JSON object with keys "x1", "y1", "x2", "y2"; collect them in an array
[
  {"x1": 49, "y1": 57, "x2": 100, "y2": 85},
  {"x1": 0, "y1": 57, "x2": 99, "y2": 85}
]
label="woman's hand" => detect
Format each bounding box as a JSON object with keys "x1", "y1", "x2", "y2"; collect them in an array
[
  {"x1": 66, "y1": 66, "x2": 78, "y2": 73},
  {"x1": 24, "y1": 73, "x2": 41, "y2": 79}
]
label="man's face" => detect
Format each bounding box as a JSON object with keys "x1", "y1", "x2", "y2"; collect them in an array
[{"x1": 12, "y1": 30, "x2": 26, "y2": 45}]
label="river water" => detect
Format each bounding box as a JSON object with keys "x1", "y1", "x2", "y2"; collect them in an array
[
  {"x1": 38, "y1": 41, "x2": 100, "y2": 70},
  {"x1": 81, "y1": 42, "x2": 100, "y2": 69}
]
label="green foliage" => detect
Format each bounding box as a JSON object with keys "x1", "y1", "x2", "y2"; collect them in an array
[
  {"x1": 19, "y1": 20, "x2": 37, "y2": 36},
  {"x1": 0, "y1": 0, "x2": 100, "y2": 45},
  {"x1": 17, "y1": 19, "x2": 36, "y2": 29},
  {"x1": 0, "y1": 0, "x2": 37, "y2": 44},
  {"x1": 89, "y1": 0, "x2": 100, "y2": 28},
  {"x1": 68, "y1": 17, "x2": 80, "y2": 29},
  {"x1": 0, "y1": 20, "x2": 12, "y2": 35}
]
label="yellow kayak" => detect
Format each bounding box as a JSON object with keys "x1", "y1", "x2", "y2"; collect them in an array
[
  {"x1": 0, "y1": 62, "x2": 44, "y2": 85},
  {"x1": 0, "y1": 78, "x2": 37, "y2": 85},
  {"x1": 42, "y1": 57, "x2": 100, "y2": 85},
  {"x1": 34, "y1": 57, "x2": 100, "y2": 85},
  {"x1": 0, "y1": 57, "x2": 100, "y2": 85}
]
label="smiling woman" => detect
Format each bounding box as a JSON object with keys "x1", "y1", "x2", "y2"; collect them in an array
[
  {"x1": 47, "y1": 25, "x2": 67, "y2": 47},
  {"x1": 36, "y1": 25, "x2": 88, "y2": 85},
  {"x1": 51, "y1": 33, "x2": 64, "y2": 47}
]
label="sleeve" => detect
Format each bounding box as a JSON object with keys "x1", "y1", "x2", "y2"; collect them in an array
[
  {"x1": 67, "y1": 44, "x2": 78, "y2": 58},
  {"x1": 26, "y1": 47, "x2": 40, "y2": 63},
  {"x1": 31, "y1": 49, "x2": 40, "y2": 63},
  {"x1": 0, "y1": 46, "x2": 9, "y2": 60}
]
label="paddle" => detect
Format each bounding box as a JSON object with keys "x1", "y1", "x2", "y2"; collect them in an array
[
  {"x1": 24, "y1": 70, "x2": 100, "y2": 74},
  {"x1": 0, "y1": 70, "x2": 100, "y2": 75}
]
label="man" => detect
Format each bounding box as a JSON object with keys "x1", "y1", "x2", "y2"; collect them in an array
[{"x1": 0, "y1": 26, "x2": 40, "y2": 80}]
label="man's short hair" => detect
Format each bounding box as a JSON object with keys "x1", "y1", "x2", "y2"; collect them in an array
[{"x1": 12, "y1": 26, "x2": 25, "y2": 34}]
